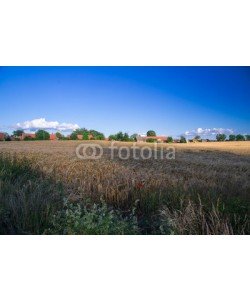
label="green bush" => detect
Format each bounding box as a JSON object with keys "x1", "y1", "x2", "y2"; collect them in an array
[
  {"x1": 45, "y1": 199, "x2": 139, "y2": 235},
  {"x1": 146, "y1": 138, "x2": 156, "y2": 143},
  {"x1": 166, "y1": 136, "x2": 173, "y2": 143}
]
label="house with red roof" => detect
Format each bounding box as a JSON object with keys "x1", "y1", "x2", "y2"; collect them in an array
[
  {"x1": 0, "y1": 132, "x2": 5, "y2": 141},
  {"x1": 20, "y1": 133, "x2": 36, "y2": 140},
  {"x1": 50, "y1": 133, "x2": 57, "y2": 140}
]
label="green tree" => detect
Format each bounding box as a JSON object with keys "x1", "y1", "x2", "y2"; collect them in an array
[
  {"x1": 89, "y1": 130, "x2": 105, "y2": 140},
  {"x1": 235, "y1": 134, "x2": 245, "y2": 141},
  {"x1": 83, "y1": 132, "x2": 89, "y2": 140},
  {"x1": 147, "y1": 130, "x2": 156, "y2": 137},
  {"x1": 108, "y1": 132, "x2": 134, "y2": 142},
  {"x1": 194, "y1": 135, "x2": 201, "y2": 140},
  {"x1": 70, "y1": 128, "x2": 88, "y2": 140},
  {"x1": 123, "y1": 133, "x2": 130, "y2": 142},
  {"x1": 35, "y1": 130, "x2": 50, "y2": 140},
  {"x1": 167, "y1": 136, "x2": 173, "y2": 143},
  {"x1": 180, "y1": 136, "x2": 187, "y2": 143},
  {"x1": 56, "y1": 132, "x2": 64, "y2": 140},
  {"x1": 3, "y1": 133, "x2": 11, "y2": 141},
  {"x1": 216, "y1": 134, "x2": 226, "y2": 141},
  {"x1": 245, "y1": 135, "x2": 250, "y2": 141},
  {"x1": 229, "y1": 134, "x2": 236, "y2": 141},
  {"x1": 13, "y1": 129, "x2": 24, "y2": 137},
  {"x1": 130, "y1": 134, "x2": 138, "y2": 141},
  {"x1": 108, "y1": 134, "x2": 117, "y2": 141}
]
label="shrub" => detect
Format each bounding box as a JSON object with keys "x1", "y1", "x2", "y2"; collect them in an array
[
  {"x1": 45, "y1": 199, "x2": 139, "y2": 235},
  {"x1": 166, "y1": 136, "x2": 173, "y2": 143},
  {"x1": 23, "y1": 136, "x2": 35, "y2": 141},
  {"x1": 146, "y1": 138, "x2": 156, "y2": 143}
]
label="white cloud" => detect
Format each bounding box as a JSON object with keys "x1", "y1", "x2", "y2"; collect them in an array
[
  {"x1": 184, "y1": 127, "x2": 234, "y2": 136},
  {"x1": 16, "y1": 118, "x2": 80, "y2": 132}
]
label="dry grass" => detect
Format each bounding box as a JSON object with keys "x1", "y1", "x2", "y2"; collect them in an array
[{"x1": 0, "y1": 141, "x2": 249, "y2": 234}]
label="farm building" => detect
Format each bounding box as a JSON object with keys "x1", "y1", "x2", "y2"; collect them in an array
[
  {"x1": 50, "y1": 133, "x2": 57, "y2": 140},
  {"x1": 77, "y1": 134, "x2": 94, "y2": 140},
  {"x1": 20, "y1": 133, "x2": 36, "y2": 140},
  {"x1": 0, "y1": 132, "x2": 5, "y2": 141}
]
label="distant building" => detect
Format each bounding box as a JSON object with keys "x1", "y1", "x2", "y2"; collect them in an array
[
  {"x1": 20, "y1": 133, "x2": 36, "y2": 140},
  {"x1": 50, "y1": 133, "x2": 57, "y2": 141},
  {"x1": 0, "y1": 132, "x2": 5, "y2": 141},
  {"x1": 77, "y1": 134, "x2": 94, "y2": 140}
]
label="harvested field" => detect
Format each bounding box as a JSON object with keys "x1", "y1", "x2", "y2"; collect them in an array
[{"x1": 0, "y1": 141, "x2": 249, "y2": 234}]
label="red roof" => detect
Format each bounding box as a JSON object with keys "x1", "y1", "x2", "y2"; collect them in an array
[
  {"x1": 50, "y1": 134, "x2": 57, "y2": 140},
  {"x1": 21, "y1": 133, "x2": 36, "y2": 140},
  {"x1": 0, "y1": 132, "x2": 5, "y2": 140}
]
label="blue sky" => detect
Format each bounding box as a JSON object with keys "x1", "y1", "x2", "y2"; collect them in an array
[{"x1": 0, "y1": 67, "x2": 249, "y2": 138}]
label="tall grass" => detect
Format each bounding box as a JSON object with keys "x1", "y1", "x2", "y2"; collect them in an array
[{"x1": 0, "y1": 142, "x2": 249, "y2": 235}]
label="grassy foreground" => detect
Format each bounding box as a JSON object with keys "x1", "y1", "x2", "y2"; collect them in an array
[{"x1": 0, "y1": 141, "x2": 249, "y2": 234}]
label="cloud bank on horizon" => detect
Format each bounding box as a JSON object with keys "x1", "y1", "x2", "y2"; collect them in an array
[
  {"x1": 184, "y1": 127, "x2": 234, "y2": 137},
  {"x1": 12, "y1": 118, "x2": 237, "y2": 139},
  {"x1": 15, "y1": 118, "x2": 80, "y2": 132}
]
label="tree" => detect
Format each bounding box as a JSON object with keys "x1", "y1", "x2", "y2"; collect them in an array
[
  {"x1": 70, "y1": 128, "x2": 88, "y2": 140},
  {"x1": 123, "y1": 133, "x2": 130, "y2": 142},
  {"x1": 245, "y1": 135, "x2": 250, "y2": 141},
  {"x1": 235, "y1": 134, "x2": 245, "y2": 141},
  {"x1": 3, "y1": 133, "x2": 11, "y2": 141},
  {"x1": 83, "y1": 132, "x2": 89, "y2": 140},
  {"x1": 167, "y1": 136, "x2": 173, "y2": 143},
  {"x1": 180, "y1": 136, "x2": 187, "y2": 143},
  {"x1": 147, "y1": 130, "x2": 156, "y2": 137},
  {"x1": 56, "y1": 132, "x2": 64, "y2": 140},
  {"x1": 108, "y1": 134, "x2": 117, "y2": 141},
  {"x1": 194, "y1": 135, "x2": 201, "y2": 140},
  {"x1": 35, "y1": 130, "x2": 50, "y2": 140},
  {"x1": 216, "y1": 134, "x2": 226, "y2": 141},
  {"x1": 229, "y1": 134, "x2": 236, "y2": 141},
  {"x1": 13, "y1": 129, "x2": 24, "y2": 137},
  {"x1": 130, "y1": 134, "x2": 138, "y2": 141},
  {"x1": 108, "y1": 132, "x2": 134, "y2": 142},
  {"x1": 89, "y1": 130, "x2": 105, "y2": 140}
]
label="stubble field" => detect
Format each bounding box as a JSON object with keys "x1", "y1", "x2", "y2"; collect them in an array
[{"x1": 0, "y1": 141, "x2": 249, "y2": 234}]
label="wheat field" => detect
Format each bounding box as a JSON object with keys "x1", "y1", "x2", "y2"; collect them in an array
[{"x1": 0, "y1": 141, "x2": 249, "y2": 234}]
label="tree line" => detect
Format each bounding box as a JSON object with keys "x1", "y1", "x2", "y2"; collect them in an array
[{"x1": 1, "y1": 129, "x2": 250, "y2": 142}]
